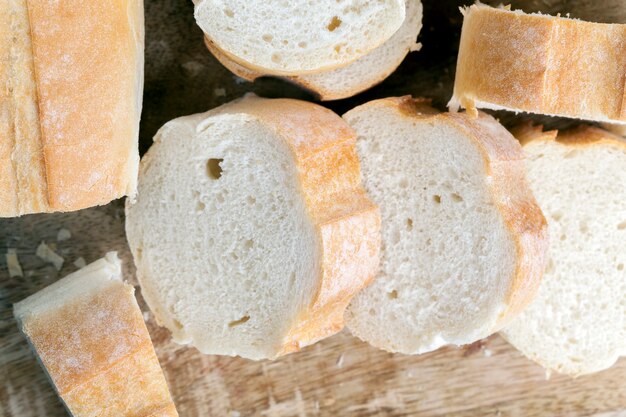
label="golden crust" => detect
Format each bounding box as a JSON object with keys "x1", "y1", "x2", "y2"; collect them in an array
[
  {"x1": 204, "y1": 34, "x2": 411, "y2": 101},
  {"x1": 0, "y1": 0, "x2": 143, "y2": 217},
  {"x1": 451, "y1": 4, "x2": 626, "y2": 124},
  {"x1": 221, "y1": 96, "x2": 381, "y2": 354},
  {"x1": 17, "y1": 279, "x2": 177, "y2": 417},
  {"x1": 370, "y1": 96, "x2": 548, "y2": 329}
]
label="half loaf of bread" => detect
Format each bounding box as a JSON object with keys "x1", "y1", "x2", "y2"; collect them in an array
[
  {"x1": 501, "y1": 124, "x2": 626, "y2": 376},
  {"x1": 204, "y1": 0, "x2": 422, "y2": 101},
  {"x1": 13, "y1": 253, "x2": 178, "y2": 417},
  {"x1": 449, "y1": 4, "x2": 626, "y2": 125},
  {"x1": 125, "y1": 94, "x2": 381, "y2": 360},
  {"x1": 344, "y1": 97, "x2": 548, "y2": 354},
  {"x1": 1, "y1": 0, "x2": 143, "y2": 217}
]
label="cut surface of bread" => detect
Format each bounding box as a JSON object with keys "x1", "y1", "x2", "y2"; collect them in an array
[
  {"x1": 13, "y1": 253, "x2": 178, "y2": 417},
  {"x1": 126, "y1": 95, "x2": 380, "y2": 360},
  {"x1": 449, "y1": 4, "x2": 626, "y2": 125},
  {"x1": 204, "y1": 0, "x2": 422, "y2": 101},
  {"x1": 0, "y1": 0, "x2": 143, "y2": 217},
  {"x1": 501, "y1": 125, "x2": 626, "y2": 376},
  {"x1": 193, "y1": 0, "x2": 406, "y2": 75},
  {"x1": 343, "y1": 97, "x2": 548, "y2": 354}
]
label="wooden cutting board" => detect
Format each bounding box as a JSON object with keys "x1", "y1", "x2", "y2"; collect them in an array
[{"x1": 1, "y1": 1, "x2": 625, "y2": 416}]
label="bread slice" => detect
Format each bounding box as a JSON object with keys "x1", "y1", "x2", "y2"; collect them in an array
[
  {"x1": 0, "y1": 0, "x2": 143, "y2": 217},
  {"x1": 449, "y1": 4, "x2": 626, "y2": 125},
  {"x1": 500, "y1": 125, "x2": 626, "y2": 376},
  {"x1": 343, "y1": 97, "x2": 548, "y2": 354},
  {"x1": 204, "y1": 0, "x2": 422, "y2": 101},
  {"x1": 125, "y1": 94, "x2": 381, "y2": 360},
  {"x1": 193, "y1": 0, "x2": 406, "y2": 75},
  {"x1": 13, "y1": 253, "x2": 178, "y2": 417}
]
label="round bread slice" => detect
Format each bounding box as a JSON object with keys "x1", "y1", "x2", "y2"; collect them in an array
[
  {"x1": 449, "y1": 4, "x2": 626, "y2": 125},
  {"x1": 125, "y1": 94, "x2": 380, "y2": 360},
  {"x1": 203, "y1": 0, "x2": 422, "y2": 101},
  {"x1": 193, "y1": 0, "x2": 406, "y2": 75},
  {"x1": 343, "y1": 97, "x2": 548, "y2": 354},
  {"x1": 501, "y1": 124, "x2": 626, "y2": 376}
]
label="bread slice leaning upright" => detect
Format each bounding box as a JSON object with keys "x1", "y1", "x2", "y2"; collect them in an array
[
  {"x1": 204, "y1": 0, "x2": 423, "y2": 101},
  {"x1": 125, "y1": 94, "x2": 381, "y2": 360},
  {"x1": 1, "y1": 0, "x2": 144, "y2": 217},
  {"x1": 501, "y1": 125, "x2": 626, "y2": 376},
  {"x1": 343, "y1": 97, "x2": 548, "y2": 354},
  {"x1": 193, "y1": 0, "x2": 406, "y2": 75},
  {"x1": 449, "y1": 4, "x2": 626, "y2": 125},
  {"x1": 14, "y1": 253, "x2": 178, "y2": 417}
]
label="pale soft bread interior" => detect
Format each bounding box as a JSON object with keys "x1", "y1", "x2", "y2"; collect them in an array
[
  {"x1": 194, "y1": 0, "x2": 406, "y2": 75},
  {"x1": 501, "y1": 129, "x2": 626, "y2": 376},
  {"x1": 206, "y1": 0, "x2": 422, "y2": 101},
  {"x1": 126, "y1": 112, "x2": 320, "y2": 360},
  {"x1": 344, "y1": 100, "x2": 527, "y2": 354},
  {"x1": 14, "y1": 252, "x2": 122, "y2": 319}
]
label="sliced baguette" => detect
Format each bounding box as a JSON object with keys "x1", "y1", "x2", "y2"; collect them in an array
[
  {"x1": 193, "y1": 0, "x2": 406, "y2": 75},
  {"x1": 125, "y1": 94, "x2": 381, "y2": 360},
  {"x1": 13, "y1": 253, "x2": 178, "y2": 417},
  {"x1": 204, "y1": 0, "x2": 422, "y2": 101},
  {"x1": 343, "y1": 97, "x2": 548, "y2": 354},
  {"x1": 0, "y1": 0, "x2": 143, "y2": 217},
  {"x1": 501, "y1": 125, "x2": 626, "y2": 376},
  {"x1": 449, "y1": 4, "x2": 626, "y2": 125}
]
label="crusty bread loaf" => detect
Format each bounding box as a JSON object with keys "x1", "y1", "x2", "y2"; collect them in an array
[
  {"x1": 0, "y1": 0, "x2": 144, "y2": 217},
  {"x1": 193, "y1": 0, "x2": 406, "y2": 75},
  {"x1": 501, "y1": 124, "x2": 626, "y2": 376},
  {"x1": 343, "y1": 97, "x2": 548, "y2": 354},
  {"x1": 13, "y1": 253, "x2": 178, "y2": 417},
  {"x1": 449, "y1": 4, "x2": 626, "y2": 125},
  {"x1": 126, "y1": 94, "x2": 381, "y2": 360},
  {"x1": 204, "y1": 0, "x2": 422, "y2": 101}
]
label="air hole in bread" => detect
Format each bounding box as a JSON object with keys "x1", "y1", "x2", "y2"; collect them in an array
[
  {"x1": 579, "y1": 221, "x2": 589, "y2": 234},
  {"x1": 298, "y1": 41, "x2": 307, "y2": 48},
  {"x1": 207, "y1": 159, "x2": 223, "y2": 179},
  {"x1": 451, "y1": 193, "x2": 463, "y2": 203},
  {"x1": 196, "y1": 201, "x2": 206, "y2": 212},
  {"x1": 172, "y1": 318, "x2": 183, "y2": 331},
  {"x1": 433, "y1": 195, "x2": 441, "y2": 204},
  {"x1": 617, "y1": 263, "x2": 624, "y2": 271},
  {"x1": 368, "y1": 308, "x2": 377, "y2": 316},
  {"x1": 564, "y1": 149, "x2": 580, "y2": 159},
  {"x1": 406, "y1": 218, "x2": 413, "y2": 230},
  {"x1": 560, "y1": 234, "x2": 567, "y2": 241},
  {"x1": 327, "y1": 16, "x2": 342, "y2": 31},
  {"x1": 247, "y1": 196, "x2": 256, "y2": 205},
  {"x1": 551, "y1": 211, "x2": 563, "y2": 222},
  {"x1": 617, "y1": 220, "x2": 626, "y2": 230},
  {"x1": 224, "y1": 8, "x2": 234, "y2": 17},
  {"x1": 244, "y1": 239, "x2": 254, "y2": 249},
  {"x1": 271, "y1": 53, "x2": 281, "y2": 63},
  {"x1": 262, "y1": 34, "x2": 273, "y2": 43},
  {"x1": 387, "y1": 290, "x2": 398, "y2": 299},
  {"x1": 228, "y1": 315, "x2": 250, "y2": 328}
]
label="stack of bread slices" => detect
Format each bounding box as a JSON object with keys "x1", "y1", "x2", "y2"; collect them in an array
[{"x1": 7, "y1": 2, "x2": 626, "y2": 416}]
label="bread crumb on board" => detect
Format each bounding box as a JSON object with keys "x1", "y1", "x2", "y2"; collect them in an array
[
  {"x1": 6, "y1": 249, "x2": 24, "y2": 277},
  {"x1": 56, "y1": 228, "x2": 72, "y2": 241},
  {"x1": 73, "y1": 257, "x2": 87, "y2": 269},
  {"x1": 36, "y1": 241, "x2": 64, "y2": 271}
]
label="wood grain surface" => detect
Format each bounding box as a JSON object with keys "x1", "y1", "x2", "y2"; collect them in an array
[{"x1": 2, "y1": 0, "x2": 626, "y2": 416}]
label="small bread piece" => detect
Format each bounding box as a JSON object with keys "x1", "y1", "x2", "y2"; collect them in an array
[
  {"x1": 126, "y1": 95, "x2": 380, "y2": 360},
  {"x1": 0, "y1": 0, "x2": 143, "y2": 217},
  {"x1": 13, "y1": 253, "x2": 178, "y2": 417},
  {"x1": 193, "y1": 0, "x2": 406, "y2": 75},
  {"x1": 204, "y1": 0, "x2": 422, "y2": 101},
  {"x1": 344, "y1": 97, "x2": 548, "y2": 354},
  {"x1": 501, "y1": 125, "x2": 626, "y2": 376},
  {"x1": 449, "y1": 4, "x2": 626, "y2": 125}
]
